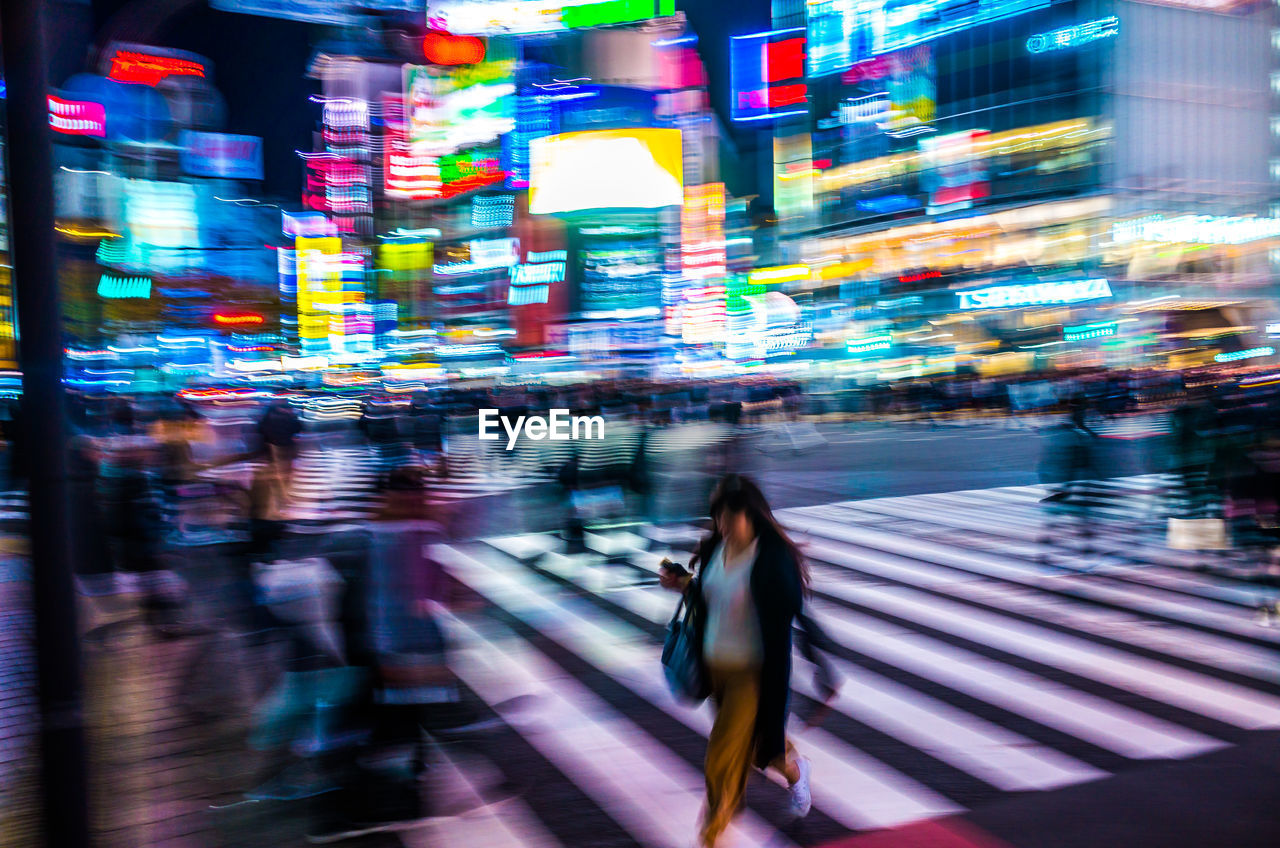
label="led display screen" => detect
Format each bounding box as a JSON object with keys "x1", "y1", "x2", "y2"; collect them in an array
[
  {"x1": 180, "y1": 131, "x2": 264, "y2": 180},
  {"x1": 404, "y1": 57, "x2": 515, "y2": 154},
  {"x1": 805, "y1": 0, "x2": 1049, "y2": 76},
  {"x1": 427, "y1": 0, "x2": 675, "y2": 36},
  {"x1": 529, "y1": 128, "x2": 682, "y2": 214}
]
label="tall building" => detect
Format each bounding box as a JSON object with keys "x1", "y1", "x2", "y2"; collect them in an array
[{"x1": 756, "y1": 0, "x2": 1278, "y2": 374}]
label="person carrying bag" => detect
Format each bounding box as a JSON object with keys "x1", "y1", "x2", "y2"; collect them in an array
[{"x1": 659, "y1": 474, "x2": 837, "y2": 848}]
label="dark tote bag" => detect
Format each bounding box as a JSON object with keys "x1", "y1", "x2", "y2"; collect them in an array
[{"x1": 661, "y1": 594, "x2": 710, "y2": 703}]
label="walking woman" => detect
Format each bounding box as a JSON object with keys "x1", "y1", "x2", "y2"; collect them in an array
[{"x1": 659, "y1": 473, "x2": 813, "y2": 848}]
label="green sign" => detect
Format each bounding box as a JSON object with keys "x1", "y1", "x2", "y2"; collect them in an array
[
  {"x1": 1063, "y1": 321, "x2": 1117, "y2": 341},
  {"x1": 562, "y1": 0, "x2": 675, "y2": 29}
]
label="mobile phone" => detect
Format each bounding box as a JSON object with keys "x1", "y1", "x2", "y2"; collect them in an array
[{"x1": 660, "y1": 558, "x2": 689, "y2": 578}]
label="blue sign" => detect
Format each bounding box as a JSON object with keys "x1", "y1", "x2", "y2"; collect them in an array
[
  {"x1": 180, "y1": 131, "x2": 264, "y2": 180},
  {"x1": 1027, "y1": 17, "x2": 1119, "y2": 54},
  {"x1": 211, "y1": 0, "x2": 418, "y2": 25},
  {"x1": 558, "y1": 87, "x2": 658, "y2": 133},
  {"x1": 805, "y1": 0, "x2": 1049, "y2": 74}
]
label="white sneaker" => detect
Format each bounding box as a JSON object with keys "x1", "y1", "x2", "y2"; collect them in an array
[{"x1": 788, "y1": 756, "x2": 812, "y2": 818}]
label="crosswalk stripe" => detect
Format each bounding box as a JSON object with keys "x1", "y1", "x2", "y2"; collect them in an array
[
  {"x1": 401, "y1": 743, "x2": 564, "y2": 848},
  {"x1": 490, "y1": 535, "x2": 1106, "y2": 794},
  {"x1": 361, "y1": 472, "x2": 1280, "y2": 845},
  {"x1": 779, "y1": 515, "x2": 1280, "y2": 688},
  {"x1": 801, "y1": 598, "x2": 1225, "y2": 760},
  {"x1": 778, "y1": 510, "x2": 1280, "y2": 649},
  {"x1": 444, "y1": 613, "x2": 788, "y2": 848},
  {"x1": 575, "y1": 531, "x2": 1235, "y2": 758},
  {"x1": 435, "y1": 543, "x2": 964, "y2": 832},
  {"x1": 917, "y1": 489, "x2": 1267, "y2": 605},
  {"x1": 817, "y1": 579, "x2": 1280, "y2": 730},
  {"x1": 577, "y1": 531, "x2": 1235, "y2": 758}
]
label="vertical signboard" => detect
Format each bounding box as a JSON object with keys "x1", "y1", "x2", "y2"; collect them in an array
[{"x1": 730, "y1": 28, "x2": 808, "y2": 122}]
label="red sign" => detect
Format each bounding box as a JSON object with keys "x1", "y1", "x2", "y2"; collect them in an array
[
  {"x1": 423, "y1": 31, "x2": 486, "y2": 66},
  {"x1": 108, "y1": 50, "x2": 206, "y2": 86},
  {"x1": 764, "y1": 38, "x2": 805, "y2": 83},
  {"x1": 899, "y1": 270, "x2": 941, "y2": 284},
  {"x1": 768, "y1": 83, "x2": 807, "y2": 109},
  {"x1": 48, "y1": 96, "x2": 106, "y2": 137}
]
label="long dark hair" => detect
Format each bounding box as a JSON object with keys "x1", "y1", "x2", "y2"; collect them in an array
[{"x1": 691, "y1": 473, "x2": 810, "y2": 590}]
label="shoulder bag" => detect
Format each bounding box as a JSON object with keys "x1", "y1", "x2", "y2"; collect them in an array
[{"x1": 661, "y1": 589, "x2": 710, "y2": 703}]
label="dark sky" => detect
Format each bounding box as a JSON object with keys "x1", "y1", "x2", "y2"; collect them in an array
[{"x1": 71, "y1": 0, "x2": 768, "y2": 200}]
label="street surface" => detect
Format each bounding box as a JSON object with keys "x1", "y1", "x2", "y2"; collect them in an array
[{"x1": 4, "y1": 419, "x2": 1278, "y2": 848}]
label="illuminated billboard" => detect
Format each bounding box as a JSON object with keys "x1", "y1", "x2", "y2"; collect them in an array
[
  {"x1": 957, "y1": 279, "x2": 1113, "y2": 310},
  {"x1": 180, "y1": 131, "x2": 263, "y2": 180},
  {"x1": 807, "y1": 0, "x2": 872, "y2": 77},
  {"x1": 48, "y1": 95, "x2": 106, "y2": 137},
  {"x1": 921, "y1": 130, "x2": 989, "y2": 213},
  {"x1": 731, "y1": 28, "x2": 808, "y2": 122},
  {"x1": 404, "y1": 58, "x2": 515, "y2": 154},
  {"x1": 529, "y1": 128, "x2": 682, "y2": 214},
  {"x1": 806, "y1": 0, "x2": 1048, "y2": 74},
  {"x1": 427, "y1": 0, "x2": 676, "y2": 36},
  {"x1": 819, "y1": 45, "x2": 935, "y2": 140}
]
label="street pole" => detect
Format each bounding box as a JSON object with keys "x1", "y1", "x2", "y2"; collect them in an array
[{"x1": 0, "y1": 1, "x2": 91, "y2": 847}]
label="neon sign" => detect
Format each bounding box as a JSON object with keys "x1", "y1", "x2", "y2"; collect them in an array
[
  {"x1": 731, "y1": 29, "x2": 808, "y2": 122},
  {"x1": 846, "y1": 334, "x2": 892, "y2": 354},
  {"x1": 440, "y1": 149, "x2": 506, "y2": 196},
  {"x1": 958, "y1": 279, "x2": 1113, "y2": 310},
  {"x1": 427, "y1": 0, "x2": 675, "y2": 36},
  {"x1": 562, "y1": 0, "x2": 676, "y2": 28},
  {"x1": 108, "y1": 50, "x2": 206, "y2": 86},
  {"x1": 1216, "y1": 347, "x2": 1275, "y2": 363},
  {"x1": 48, "y1": 95, "x2": 106, "y2": 137},
  {"x1": 508, "y1": 258, "x2": 564, "y2": 306},
  {"x1": 180, "y1": 131, "x2": 263, "y2": 180},
  {"x1": 511, "y1": 261, "x2": 566, "y2": 285},
  {"x1": 97, "y1": 275, "x2": 151, "y2": 299},
  {"x1": 214, "y1": 313, "x2": 266, "y2": 326},
  {"x1": 1027, "y1": 17, "x2": 1119, "y2": 54},
  {"x1": 1064, "y1": 321, "x2": 1118, "y2": 341},
  {"x1": 1112, "y1": 215, "x2": 1280, "y2": 245},
  {"x1": 283, "y1": 211, "x2": 337, "y2": 238},
  {"x1": 748, "y1": 265, "x2": 809, "y2": 284}
]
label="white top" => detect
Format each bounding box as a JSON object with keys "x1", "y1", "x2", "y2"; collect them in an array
[{"x1": 701, "y1": 538, "x2": 762, "y2": 667}]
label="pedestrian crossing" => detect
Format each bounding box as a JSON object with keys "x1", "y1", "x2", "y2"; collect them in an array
[
  {"x1": 418, "y1": 476, "x2": 1280, "y2": 848},
  {"x1": 1089, "y1": 414, "x2": 1171, "y2": 440},
  {"x1": 284, "y1": 443, "x2": 544, "y2": 522},
  {"x1": 284, "y1": 424, "x2": 742, "y2": 525}
]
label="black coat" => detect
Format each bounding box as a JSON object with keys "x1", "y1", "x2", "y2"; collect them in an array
[{"x1": 690, "y1": 530, "x2": 804, "y2": 769}]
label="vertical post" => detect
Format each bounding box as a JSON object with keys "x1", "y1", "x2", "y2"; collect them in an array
[{"x1": 0, "y1": 1, "x2": 91, "y2": 847}]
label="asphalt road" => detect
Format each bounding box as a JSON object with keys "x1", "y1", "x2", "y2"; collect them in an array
[{"x1": 745, "y1": 420, "x2": 1165, "y2": 510}]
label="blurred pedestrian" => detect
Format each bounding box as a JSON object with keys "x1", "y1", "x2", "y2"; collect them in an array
[
  {"x1": 305, "y1": 467, "x2": 452, "y2": 839},
  {"x1": 1037, "y1": 398, "x2": 1100, "y2": 563},
  {"x1": 258, "y1": 398, "x2": 301, "y2": 506},
  {"x1": 659, "y1": 474, "x2": 816, "y2": 848}
]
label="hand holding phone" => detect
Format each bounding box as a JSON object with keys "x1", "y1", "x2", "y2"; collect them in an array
[{"x1": 658, "y1": 558, "x2": 689, "y2": 590}]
